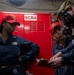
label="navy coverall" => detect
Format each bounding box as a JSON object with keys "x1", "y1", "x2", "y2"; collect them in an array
[
  {"x1": 0, "y1": 35, "x2": 39, "y2": 75},
  {"x1": 61, "y1": 40, "x2": 74, "y2": 75},
  {"x1": 53, "y1": 35, "x2": 74, "y2": 75}
]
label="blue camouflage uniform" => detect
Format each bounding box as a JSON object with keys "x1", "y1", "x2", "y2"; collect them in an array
[
  {"x1": 0, "y1": 34, "x2": 39, "y2": 75},
  {"x1": 53, "y1": 35, "x2": 74, "y2": 75}
]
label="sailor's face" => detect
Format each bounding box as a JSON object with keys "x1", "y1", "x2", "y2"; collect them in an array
[{"x1": 3, "y1": 22, "x2": 17, "y2": 33}]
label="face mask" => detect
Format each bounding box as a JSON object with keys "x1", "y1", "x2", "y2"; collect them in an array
[
  {"x1": 63, "y1": 27, "x2": 72, "y2": 35},
  {"x1": 64, "y1": 14, "x2": 74, "y2": 28},
  {"x1": 59, "y1": 12, "x2": 74, "y2": 28}
]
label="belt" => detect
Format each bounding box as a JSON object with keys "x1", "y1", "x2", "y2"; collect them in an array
[{"x1": 0, "y1": 64, "x2": 20, "y2": 69}]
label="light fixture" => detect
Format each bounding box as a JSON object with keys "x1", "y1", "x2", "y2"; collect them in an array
[{"x1": 6, "y1": 0, "x2": 26, "y2": 6}]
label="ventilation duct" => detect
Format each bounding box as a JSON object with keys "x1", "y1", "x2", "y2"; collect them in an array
[{"x1": 6, "y1": 0, "x2": 26, "y2": 6}]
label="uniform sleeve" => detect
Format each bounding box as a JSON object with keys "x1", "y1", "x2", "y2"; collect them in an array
[
  {"x1": 53, "y1": 40, "x2": 74, "y2": 56},
  {"x1": 60, "y1": 42, "x2": 74, "y2": 54},
  {"x1": 19, "y1": 37, "x2": 40, "y2": 63},
  {"x1": 62, "y1": 49, "x2": 74, "y2": 65},
  {"x1": 53, "y1": 43, "x2": 60, "y2": 55}
]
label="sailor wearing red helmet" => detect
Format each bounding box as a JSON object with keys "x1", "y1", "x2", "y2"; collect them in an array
[{"x1": 48, "y1": 20, "x2": 74, "y2": 75}]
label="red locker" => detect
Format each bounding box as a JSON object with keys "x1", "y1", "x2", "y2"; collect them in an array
[{"x1": 0, "y1": 12, "x2": 53, "y2": 75}]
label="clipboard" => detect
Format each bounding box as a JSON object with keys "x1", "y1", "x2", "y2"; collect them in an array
[{"x1": 36, "y1": 58, "x2": 51, "y2": 68}]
